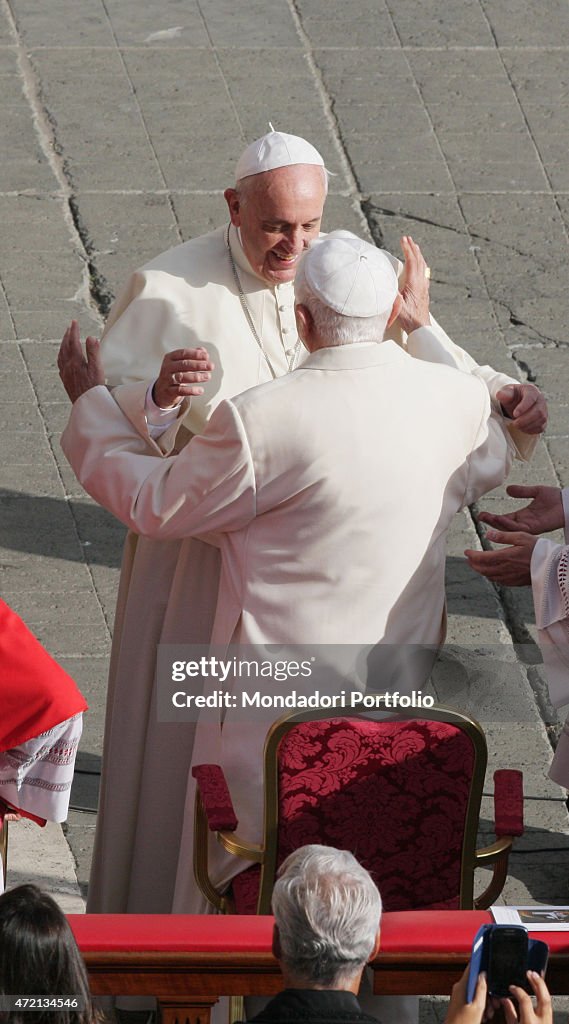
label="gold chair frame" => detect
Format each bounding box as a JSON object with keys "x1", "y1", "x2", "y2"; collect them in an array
[{"x1": 194, "y1": 704, "x2": 519, "y2": 915}]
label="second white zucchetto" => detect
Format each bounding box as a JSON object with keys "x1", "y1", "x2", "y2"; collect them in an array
[{"x1": 300, "y1": 231, "x2": 399, "y2": 318}]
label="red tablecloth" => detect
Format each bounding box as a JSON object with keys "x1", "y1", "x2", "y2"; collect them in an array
[{"x1": 67, "y1": 911, "x2": 569, "y2": 955}]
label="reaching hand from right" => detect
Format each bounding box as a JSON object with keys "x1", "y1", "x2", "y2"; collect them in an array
[
  {"x1": 478, "y1": 485, "x2": 564, "y2": 536},
  {"x1": 153, "y1": 348, "x2": 215, "y2": 409}
]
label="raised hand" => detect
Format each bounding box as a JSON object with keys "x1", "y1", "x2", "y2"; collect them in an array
[
  {"x1": 496, "y1": 383, "x2": 548, "y2": 435},
  {"x1": 57, "y1": 320, "x2": 104, "y2": 403},
  {"x1": 478, "y1": 485, "x2": 564, "y2": 536},
  {"x1": 152, "y1": 348, "x2": 215, "y2": 409},
  {"x1": 397, "y1": 235, "x2": 431, "y2": 335}
]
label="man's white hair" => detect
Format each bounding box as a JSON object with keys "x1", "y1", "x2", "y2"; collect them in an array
[
  {"x1": 294, "y1": 258, "x2": 390, "y2": 346},
  {"x1": 271, "y1": 845, "x2": 382, "y2": 986}
]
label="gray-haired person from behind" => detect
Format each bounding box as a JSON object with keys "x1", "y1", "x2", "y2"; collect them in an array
[
  {"x1": 245, "y1": 845, "x2": 382, "y2": 1024},
  {"x1": 245, "y1": 845, "x2": 541, "y2": 1024}
]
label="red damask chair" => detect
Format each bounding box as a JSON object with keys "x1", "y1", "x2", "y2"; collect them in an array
[{"x1": 192, "y1": 705, "x2": 523, "y2": 915}]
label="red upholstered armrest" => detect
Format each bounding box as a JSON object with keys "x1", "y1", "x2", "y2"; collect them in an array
[
  {"x1": 494, "y1": 769, "x2": 524, "y2": 837},
  {"x1": 192, "y1": 764, "x2": 239, "y2": 832}
]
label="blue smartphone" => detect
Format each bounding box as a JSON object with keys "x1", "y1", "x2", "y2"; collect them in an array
[{"x1": 466, "y1": 924, "x2": 548, "y2": 1001}]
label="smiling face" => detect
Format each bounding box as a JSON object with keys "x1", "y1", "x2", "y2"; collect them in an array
[{"x1": 224, "y1": 164, "x2": 327, "y2": 285}]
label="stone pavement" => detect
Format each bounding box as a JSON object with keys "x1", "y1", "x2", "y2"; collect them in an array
[{"x1": 1, "y1": 0, "x2": 569, "y2": 976}]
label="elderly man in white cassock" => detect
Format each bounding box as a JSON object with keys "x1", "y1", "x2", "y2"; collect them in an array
[{"x1": 59, "y1": 129, "x2": 546, "y2": 922}]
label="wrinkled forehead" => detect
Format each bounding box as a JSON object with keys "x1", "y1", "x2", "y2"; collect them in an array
[{"x1": 237, "y1": 164, "x2": 327, "y2": 218}]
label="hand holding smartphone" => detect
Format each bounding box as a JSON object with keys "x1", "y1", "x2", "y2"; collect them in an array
[{"x1": 466, "y1": 924, "x2": 548, "y2": 1001}]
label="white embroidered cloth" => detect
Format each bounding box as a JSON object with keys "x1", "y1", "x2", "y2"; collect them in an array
[{"x1": 0, "y1": 712, "x2": 83, "y2": 823}]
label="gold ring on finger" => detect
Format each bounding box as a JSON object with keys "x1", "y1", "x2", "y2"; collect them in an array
[{"x1": 425, "y1": 267, "x2": 431, "y2": 280}]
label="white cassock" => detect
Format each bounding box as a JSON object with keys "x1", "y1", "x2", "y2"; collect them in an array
[
  {"x1": 63, "y1": 335, "x2": 516, "y2": 907},
  {"x1": 85, "y1": 224, "x2": 532, "y2": 916},
  {"x1": 82, "y1": 223, "x2": 531, "y2": 915},
  {"x1": 530, "y1": 487, "x2": 569, "y2": 788}
]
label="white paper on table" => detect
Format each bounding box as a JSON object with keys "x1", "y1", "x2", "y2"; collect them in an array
[{"x1": 492, "y1": 906, "x2": 569, "y2": 930}]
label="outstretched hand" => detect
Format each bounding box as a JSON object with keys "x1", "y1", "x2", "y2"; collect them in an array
[
  {"x1": 397, "y1": 235, "x2": 431, "y2": 335},
  {"x1": 496, "y1": 383, "x2": 547, "y2": 435},
  {"x1": 153, "y1": 348, "x2": 215, "y2": 409},
  {"x1": 477, "y1": 485, "x2": 564, "y2": 536},
  {"x1": 465, "y1": 530, "x2": 537, "y2": 586},
  {"x1": 58, "y1": 320, "x2": 104, "y2": 403}
]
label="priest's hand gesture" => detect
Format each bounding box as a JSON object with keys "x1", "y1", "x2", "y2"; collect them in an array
[
  {"x1": 152, "y1": 348, "x2": 215, "y2": 409},
  {"x1": 464, "y1": 530, "x2": 537, "y2": 587},
  {"x1": 58, "y1": 320, "x2": 104, "y2": 403},
  {"x1": 467, "y1": 482, "x2": 564, "y2": 587},
  {"x1": 477, "y1": 485, "x2": 564, "y2": 536}
]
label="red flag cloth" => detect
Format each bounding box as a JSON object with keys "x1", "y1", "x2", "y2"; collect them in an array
[{"x1": 0, "y1": 599, "x2": 88, "y2": 752}]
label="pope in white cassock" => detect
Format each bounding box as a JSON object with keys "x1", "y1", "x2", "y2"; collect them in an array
[
  {"x1": 63, "y1": 227, "x2": 533, "y2": 903},
  {"x1": 59, "y1": 130, "x2": 547, "y2": 918}
]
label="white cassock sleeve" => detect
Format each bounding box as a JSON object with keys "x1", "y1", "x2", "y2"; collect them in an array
[
  {"x1": 99, "y1": 269, "x2": 196, "y2": 455},
  {"x1": 61, "y1": 386, "x2": 256, "y2": 542},
  {"x1": 460, "y1": 383, "x2": 517, "y2": 507},
  {"x1": 529, "y1": 488, "x2": 569, "y2": 710},
  {"x1": 100, "y1": 271, "x2": 187, "y2": 386},
  {"x1": 404, "y1": 325, "x2": 537, "y2": 462}
]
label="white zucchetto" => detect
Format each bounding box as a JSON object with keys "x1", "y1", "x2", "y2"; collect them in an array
[
  {"x1": 300, "y1": 231, "x2": 399, "y2": 318},
  {"x1": 235, "y1": 130, "x2": 325, "y2": 181}
]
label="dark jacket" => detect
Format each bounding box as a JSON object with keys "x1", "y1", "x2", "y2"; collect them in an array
[{"x1": 245, "y1": 989, "x2": 381, "y2": 1024}]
